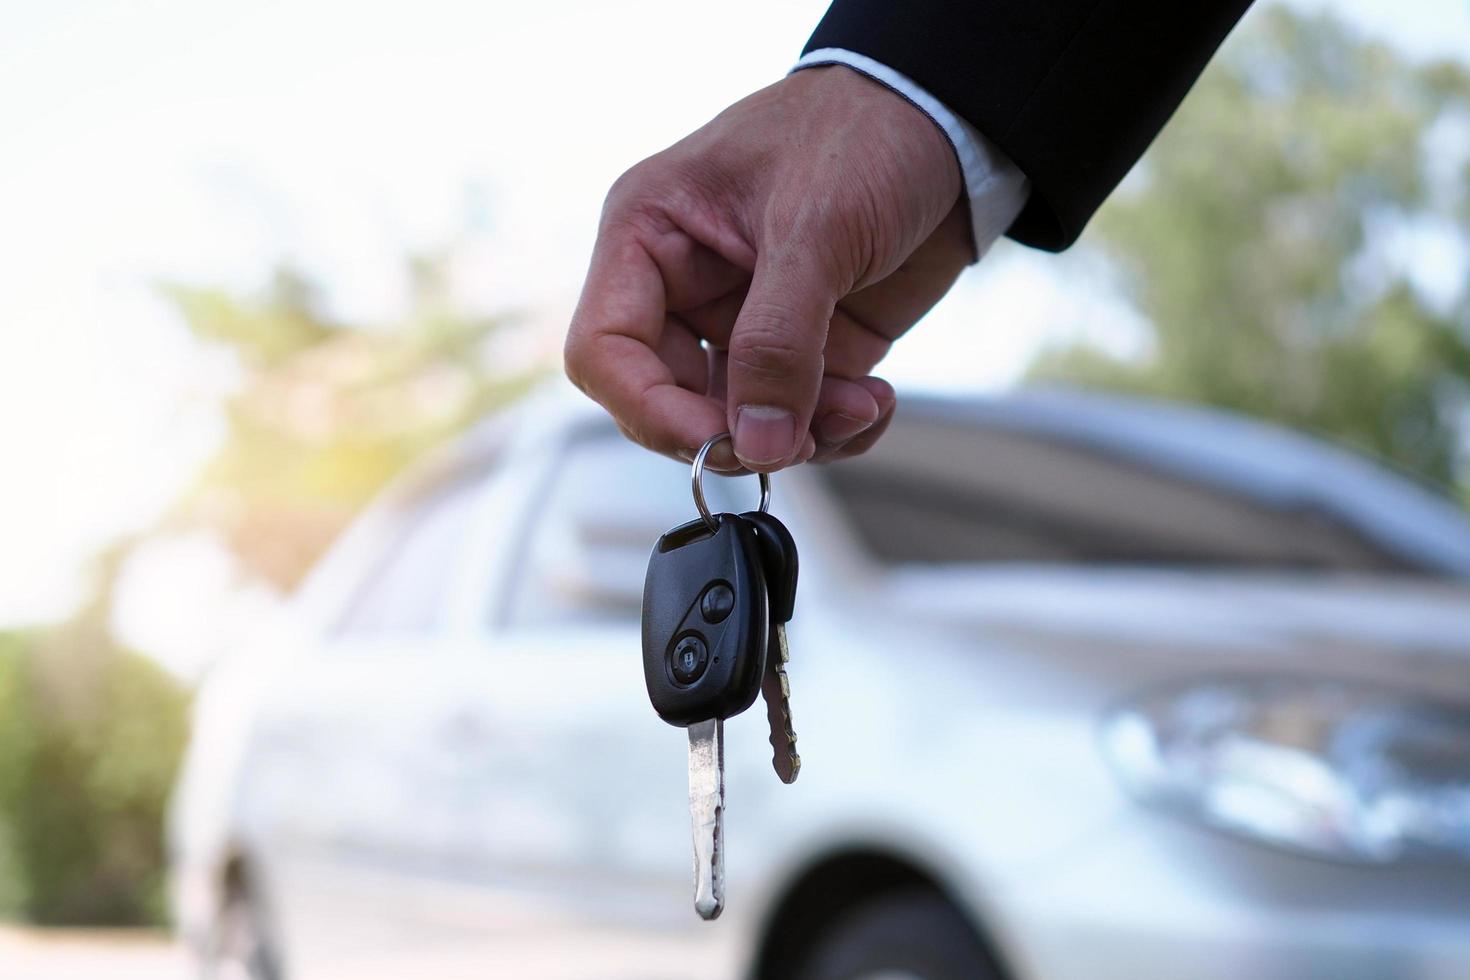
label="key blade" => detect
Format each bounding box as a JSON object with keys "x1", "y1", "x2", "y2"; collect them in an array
[
  {"x1": 760, "y1": 625, "x2": 801, "y2": 784},
  {"x1": 687, "y1": 718, "x2": 725, "y2": 920}
]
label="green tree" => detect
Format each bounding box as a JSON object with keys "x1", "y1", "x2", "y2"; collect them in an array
[
  {"x1": 0, "y1": 248, "x2": 541, "y2": 925},
  {"x1": 162, "y1": 254, "x2": 542, "y2": 590},
  {"x1": 1030, "y1": 8, "x2": 1470, "y2": 492},
  {"x1": 0, "y1": 547, "x2": 189, "y2": 926}
]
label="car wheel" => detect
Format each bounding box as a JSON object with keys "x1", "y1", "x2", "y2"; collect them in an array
[
  {"x1": 202, "y1": 881, "x2": 282, "y2": 980},
  {"x1": 796, "y1": 889, "x2": 1003, "y2": 980}
]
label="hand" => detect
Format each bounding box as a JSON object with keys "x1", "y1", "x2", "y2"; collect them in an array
[{"x1": 564, "y1": 66, "x2": 972, "y2": 472}]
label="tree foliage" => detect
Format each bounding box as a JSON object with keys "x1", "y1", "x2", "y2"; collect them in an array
[
  {"x1": 0, "y1": 250, "x2": 540, "y2": 926},
  {"x1": 0, "y1": 549, "x2": 188, "y2": 926},
  {"x1": 162, "y1": 257, "x2": 543, "y2": 590},
  {"x1": 1030, "y1": 8, "x2": 1470, "y2": 492}
]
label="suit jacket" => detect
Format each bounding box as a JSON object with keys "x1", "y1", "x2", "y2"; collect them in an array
[{"x1": 805, "y1": 0, "x2": 1254, "y2": 251}]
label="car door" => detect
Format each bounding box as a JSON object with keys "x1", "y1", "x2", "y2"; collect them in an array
[
  {"x1": 244, "y1": 458, "x2": 505, "y2": 977},
  {"x1": 425, "y1": 423, "x2": 744, "y2": 973}
]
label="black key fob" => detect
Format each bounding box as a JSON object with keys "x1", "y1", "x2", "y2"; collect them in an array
[{"x1": 642, "y1": 514, "x2": 768, "y2": 727}]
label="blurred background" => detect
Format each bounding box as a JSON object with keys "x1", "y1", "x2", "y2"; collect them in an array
[{"x1": 2, "y1": 0, "x2": 1469, "y2": 977}]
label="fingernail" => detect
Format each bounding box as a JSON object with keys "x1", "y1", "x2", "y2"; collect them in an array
[
  {"x1": 816, "y1": 412, "x2": 874, "y2": 446},
  {"x1": 734, "y1": 405, "x2": 797, "y2": 467}
]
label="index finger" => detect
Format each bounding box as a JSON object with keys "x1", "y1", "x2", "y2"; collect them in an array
[{"x1": 564, "y1": 226, "x2": 727, "y2": 461}]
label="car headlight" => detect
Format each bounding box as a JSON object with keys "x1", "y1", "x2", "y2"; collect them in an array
[{"x1": 1100, "y1": 678, "x2": 1470, "y2": 864}]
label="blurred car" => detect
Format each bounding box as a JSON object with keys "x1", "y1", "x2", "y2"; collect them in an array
[{"x1": 169, "y1": 384, "x2": 1470, "y2": 980}]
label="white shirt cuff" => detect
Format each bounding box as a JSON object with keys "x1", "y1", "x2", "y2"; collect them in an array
[{"x1": 792, "y1": 47, "x2": 1030, "y2": 262}]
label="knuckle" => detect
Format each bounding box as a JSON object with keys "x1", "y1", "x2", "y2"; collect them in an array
[
  {"x1": 605, "y1": 162, "x2": 649, "y2": 207},
  {"x1": 601, "y1": 167, "x2": 662, "y2": 236},
  {"x1": 605, "y1": 153, "x2": 693, "y2": 228},
  {"x1": 562, "y1": 333, "x2": 592, "y2": 392},
  {"x1": 729, "y1": 308, "x2": 822, "y2": 384},
  {"x1": 562, "y1": 353, "x2": 585, "y2": 396},
  {"x1": 607, "y1": 150, "x2": 738, "y2": 255},
  {"x1": 614, "y1": 418, "x2": 647, "y2": 451},
  {"x1": 627, "y1": 388, "x2": 669, "y2": 452}
]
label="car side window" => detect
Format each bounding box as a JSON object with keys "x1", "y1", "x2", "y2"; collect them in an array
[
  {"x1": 334, "y1": 471, "x2": 488, "y2": 637},
  {"x1": 501, "y1": 430, "x2": 692, "y2": 631}
]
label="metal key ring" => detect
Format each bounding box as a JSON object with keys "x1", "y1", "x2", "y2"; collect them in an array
[{"x1": 692, "y1": 432, "x2": 771, "y2": 532}]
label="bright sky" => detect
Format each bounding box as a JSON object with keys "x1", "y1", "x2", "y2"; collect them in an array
[{"x1": 1, "y1": 0, "x2": 1467, "y2": 651}]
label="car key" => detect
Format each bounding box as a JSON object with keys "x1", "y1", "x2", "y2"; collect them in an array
[
  {"x1": 743, "y1": 511, "x2": 801, "y2": 784},
  {"x1": 642, "y1": 464, "x2": 769, "y2": 921},
  {"x1": 643, "y1": 434, "x2": 802, "y2": 920},
  {"x1": 642, "y1": 513, "x2": 767, "y2": 920}
]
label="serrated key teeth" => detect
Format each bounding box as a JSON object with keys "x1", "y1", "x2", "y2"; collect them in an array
[
  {"x1": 761, "y1": 627, "x2": 800, "y2": 784},
  {"x1": 765, "y1": 722, "x2": 800, "y2": 783}
]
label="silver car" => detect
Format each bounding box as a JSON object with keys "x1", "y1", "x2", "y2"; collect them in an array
[{"x1": 170, "y1": 385, "x2": 1470, "y2": 980}]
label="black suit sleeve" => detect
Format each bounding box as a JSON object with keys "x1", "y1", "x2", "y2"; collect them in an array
[{"x1": 804, "y1": 0, "x2": 1254, "y2": 251}]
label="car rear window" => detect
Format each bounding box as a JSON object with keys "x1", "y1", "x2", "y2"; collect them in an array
[{"x1": 816, "y1": 417, "x2": 1422, "y2": 574}]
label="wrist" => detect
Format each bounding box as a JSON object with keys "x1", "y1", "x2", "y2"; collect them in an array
[
  {"x1": 792, "y1": 50, "x2": 1029, "y2": 262},
  {"x1": 782, "y1": 65, "x2": 962, "y2": 204}
]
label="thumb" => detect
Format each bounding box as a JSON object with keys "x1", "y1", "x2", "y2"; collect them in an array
[{"x1": 725, "y1": 254, "x2": 836, "y2": 471}]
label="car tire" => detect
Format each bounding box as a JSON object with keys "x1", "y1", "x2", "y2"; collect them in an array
[
  {"x1": 796, "y1": 888, "x2": 1003, "y2": 980},
  {"x1": 201, "y1": 880, "x2": 283, "y2": 980}
]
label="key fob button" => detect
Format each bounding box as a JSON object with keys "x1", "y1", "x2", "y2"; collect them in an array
[
  {"x1": 670, "y1": 634, "x2": 710, "y2": 685},
  {"x1": 700, "y1": 583, "x2": 735, "y2": 624}
]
